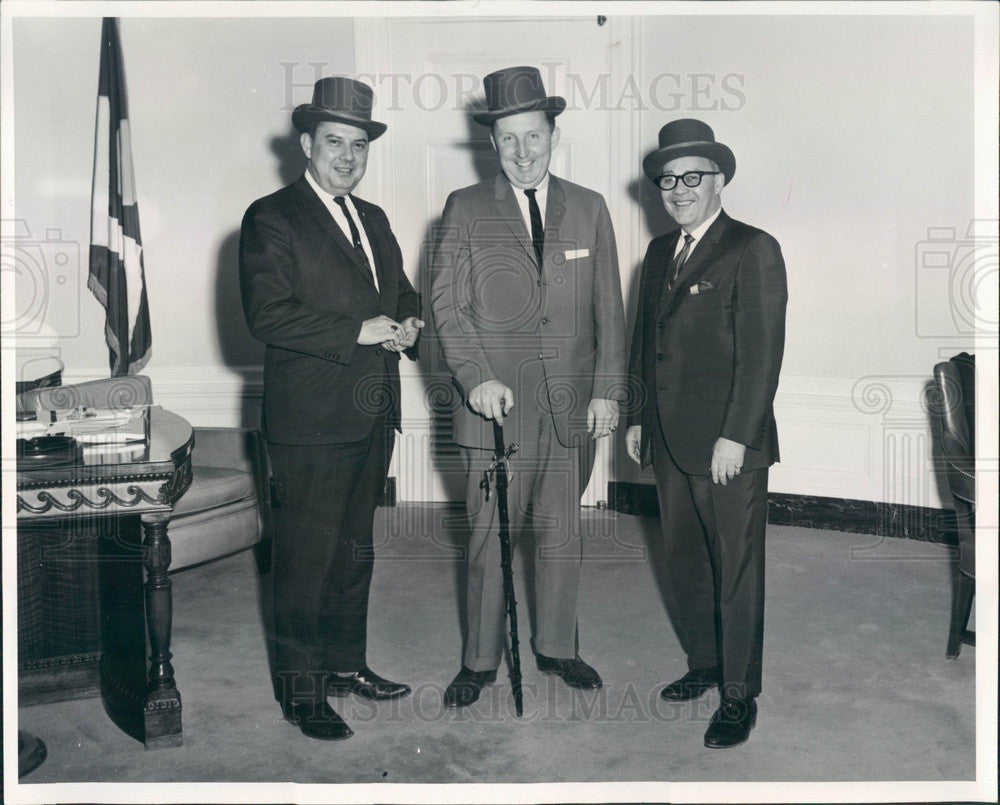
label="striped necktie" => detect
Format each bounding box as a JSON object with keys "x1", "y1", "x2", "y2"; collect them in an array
[{"x1": 669, "y1": 233, "x2": 695, "y2": 288}]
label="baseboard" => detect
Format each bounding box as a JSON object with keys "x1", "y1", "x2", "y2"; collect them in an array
[{"x1": 606, "y1": 482, "x2": 959, "y2": 545}]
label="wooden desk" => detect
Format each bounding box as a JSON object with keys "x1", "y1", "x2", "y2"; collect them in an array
[{"x1": 16, "y1": 406, "x2": 194, "y2": 749}]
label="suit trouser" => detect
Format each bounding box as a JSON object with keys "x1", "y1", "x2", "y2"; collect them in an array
[
  {"x1": 267, "y1": 420, "x2": 392, "y2": 706},
  {"x1": 651, "y1": 429, "x2": 768, "y2": 700},
  {"x1": 460, "y1": 413, "x2": 595, "y2": 672}
]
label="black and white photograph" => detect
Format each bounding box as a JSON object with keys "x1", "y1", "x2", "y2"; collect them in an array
[{"x1": 2, "y1": 1, "x2": 997, "y2": 803}]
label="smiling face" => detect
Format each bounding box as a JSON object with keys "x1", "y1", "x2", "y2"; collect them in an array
[
  {"x1": 659, "y1": 155, "x2": 725, "y2": 232},
  {"x1": 300, "y1": 120, "x2": 369, "y2": 195},
  {"x1": 491, "y1": 110, "x2": 560, "y2": 190}
]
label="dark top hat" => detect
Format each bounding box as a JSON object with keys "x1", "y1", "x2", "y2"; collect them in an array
[
  {"x1": 472, "y1": 66, "x2": 566, "y2": 126},
  {"x1": 292, "y1": 76, "x2": 387, "y2": 140},
  {"x1": 642, "y1": 119, "x2": 736, "y2": 184}
]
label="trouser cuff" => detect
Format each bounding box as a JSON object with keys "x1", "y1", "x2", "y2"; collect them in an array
[
  {"x1": 533, "y1": 638, "x2": 576, "y2": 660},
  {"x1": 463, "y1": 653, "x2": 502, "y2": 673}
]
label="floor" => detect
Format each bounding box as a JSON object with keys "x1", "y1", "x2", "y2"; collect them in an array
[{"x1": 13, "y1": 506, "x2": 979, "y2": 797}]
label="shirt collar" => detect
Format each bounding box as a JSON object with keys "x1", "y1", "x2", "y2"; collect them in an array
[
  {"x1": 510, "y1": 172, "x2": 550, "y2": 198},
  {"x1": 682, "y1": 206, "x2": 723, "y2": 245},
  {"x1": 304, "y1": 169, "x2": 354, "y2": 210}
]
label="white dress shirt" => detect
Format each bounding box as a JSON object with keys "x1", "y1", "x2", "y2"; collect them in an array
[
  {"x1": 674, "y1": 206, "x2": 723, "y2": 260},
  {"x1": 304, "y1": 169, "x2": 379, "y2": 291},
  {"x1": 511, "y1": 172, "x2": 550, "y2": 236}
]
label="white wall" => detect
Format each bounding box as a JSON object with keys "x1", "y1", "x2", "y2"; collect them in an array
[
  {"x1": 11, "y1": 16, "x2": 355, "y2": 423},
  {"x1": 8, "y1": 12, "x2": 985, "y2": 508},
  {"x1": 627, "y1": 13, "x2": 977, "y2": 508}
]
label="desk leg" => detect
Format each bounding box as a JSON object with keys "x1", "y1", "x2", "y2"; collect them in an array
[{"x1": 141, "y1": 513, "x2": 182, "y2": 748}]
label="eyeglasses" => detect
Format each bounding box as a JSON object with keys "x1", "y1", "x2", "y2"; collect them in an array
[{"x1": 652, "y1": 171, "x2": 721, "y2": 191}]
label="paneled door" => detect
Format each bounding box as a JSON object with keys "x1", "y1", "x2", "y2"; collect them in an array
[{"x1": 356, "y1": 15, "x2": 632, "y2": 506}]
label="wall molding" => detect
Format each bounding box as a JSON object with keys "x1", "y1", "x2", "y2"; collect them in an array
[{"x1": 58, "y1": 368, "x2": 949, "y2": 510}]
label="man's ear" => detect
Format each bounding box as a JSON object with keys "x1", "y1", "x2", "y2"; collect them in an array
[
  {"x1": 300, "y1": 131, "x2": 313, "y2": 159},
  {"x1": 550, "y1": 125, "x2": 561, "y2": 149}
]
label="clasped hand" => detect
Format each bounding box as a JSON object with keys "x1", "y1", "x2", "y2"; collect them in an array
[
  {"x1": 357, "y1": 315, "x2": 424, "y2": 350},
  {"x1": 626, "y1": 427, "x2": 746, "y2": 485}
]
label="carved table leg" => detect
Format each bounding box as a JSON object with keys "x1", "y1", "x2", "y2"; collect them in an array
[{"x1": 140, "y1": 512, "x2": 182, "y2": 748}]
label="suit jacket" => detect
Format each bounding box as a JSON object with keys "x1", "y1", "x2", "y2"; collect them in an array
[
  {"x1": 626, "y1": 210, "x2": 787, "y2": 475},
  {"x1": 431, "y1": 174, "x2": 626, "y2": 449},
  {"x1": 240, "y1": 175, "x2": 420, "y2": 445}
]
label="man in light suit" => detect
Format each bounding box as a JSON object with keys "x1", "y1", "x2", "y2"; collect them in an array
[
  {"x1": 431, "y1": 66, "x2": 626, "y2": 707},
  {"x1": 626, "y1": 119, "x2": 787, "y2": 748},
  {"x1": 240, "y1": 77, "x2": 422, "y2": 740}
]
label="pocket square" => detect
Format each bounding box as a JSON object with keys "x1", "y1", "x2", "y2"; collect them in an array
[
  {"x1": 563, "y1": 248, "x2": 590, "y2": 260},
  {"x1": 690, "y1": 280, "x2": 716, "y2": 294}
]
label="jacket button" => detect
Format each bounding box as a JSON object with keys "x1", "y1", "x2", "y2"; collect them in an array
[
  {"x1": 541, "y1": 317, "x2": 549, "y2": 325},
  {"x1": 656, "y1": 352, "x2": 664, "y2": 361},
  {"x1": 656, "y1": 321, "x2": 665, "y2": 329}
]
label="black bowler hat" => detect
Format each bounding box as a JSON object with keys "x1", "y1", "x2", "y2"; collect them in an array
[
  {"x1": 292, "y1": 76, "x2": 387, "y2": 140},
  {"x1": 642, "y1": 119, "x2": 736, "y2": 185},
  {"x1": 472, "y1": 65, "x2": 566, "y2": 126}
]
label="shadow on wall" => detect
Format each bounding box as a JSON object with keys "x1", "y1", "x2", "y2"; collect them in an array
[
  {"x1": 610, "y1": 173, "x2": 678, "y2": 484},
  {"x1": 400, "y1": 99, "x2": 507, "y2": 510},
  {"x1": 213, "y1": 127, "x2": 307, "y2": 428}
]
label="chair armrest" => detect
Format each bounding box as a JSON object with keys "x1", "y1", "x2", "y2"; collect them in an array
[{"x1": 18, "y1": 375, "x2": 153, "y2": 411}]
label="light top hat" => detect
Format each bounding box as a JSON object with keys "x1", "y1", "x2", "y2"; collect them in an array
[{"x1": 472, "y1": 65, "x2": 566, "y2": 126}]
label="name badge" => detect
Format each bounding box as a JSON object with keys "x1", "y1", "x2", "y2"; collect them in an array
[{"x1": 563, "y1": 249, "x2": 590, "y2": 260}]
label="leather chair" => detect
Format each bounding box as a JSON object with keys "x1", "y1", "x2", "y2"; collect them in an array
[
  {"x1": 16, "y1": 375, "x2": 271, "y2": 573},
  {"x1": 932, "y1": 353, "x2": 975, "y2": 658}
]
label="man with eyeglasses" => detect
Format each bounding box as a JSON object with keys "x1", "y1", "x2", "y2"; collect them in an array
[{"x1": 625, "y1": 119, "x2": 787, "y2": 748}]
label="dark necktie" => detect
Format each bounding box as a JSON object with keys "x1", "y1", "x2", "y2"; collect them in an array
[
  {"x1": 333, "y1": 195, "x2": 376, "y2": 284},
  {"x1": 669, "y1": 233, "x2": 695, "y2": 288},
  {"x1": 524, "y1": 188, "x2": 544, "y2": 272}
]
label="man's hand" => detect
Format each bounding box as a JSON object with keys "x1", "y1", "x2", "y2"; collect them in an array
[
  {"x1": 381, "y1": 316, "x2": 425, "y2": 352},
  {"x1": 625, "y1": 425, "x2": 642, "y2": 465},
  {"x1": 587, "y1": 398, "x2": 619, "y2": 439},
  {"x1": 711, "y1": 437, "x2": 746, "y2": 485},
  {"x1": 358, "y1": 315, "x2": 403, "y2": 346},
  {"x1": 468, "y1": 380, "x2": 514, "y2": 424}
]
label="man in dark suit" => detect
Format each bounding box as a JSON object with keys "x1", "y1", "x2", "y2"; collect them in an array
[
  {"x1": 240, "y1": 77, "x2": 422, "y2": 740},
  {"x1": 625, "y1": 119, "x2": 787, "y2": 748},
  {"x1": 431, "y1": 66, "x2": 626, "y2": 708}
]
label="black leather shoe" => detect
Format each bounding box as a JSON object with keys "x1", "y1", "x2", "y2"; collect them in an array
[
  {"x1": 536, "y1": 654, "x2": 603, "y2": 689},
  {"x1": 283, "y1": 700, "x2": 354, "y2": 741},
  {"x1": 659, "y1": 667, "x2": 720, "y2": 701},
  {"x1": 443, "y1": 667, "x2": 497, "y2": 708},
  {"x1": 703, "y1": 697, "x2": 757, "y2": 748},
  {"x1": 327, "y1": 667, "x2": 411, "y2": 700}
]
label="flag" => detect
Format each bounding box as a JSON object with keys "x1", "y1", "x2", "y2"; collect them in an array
[{"x1": 88, "y1": 17, "x2": 151, "y2": 376}]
